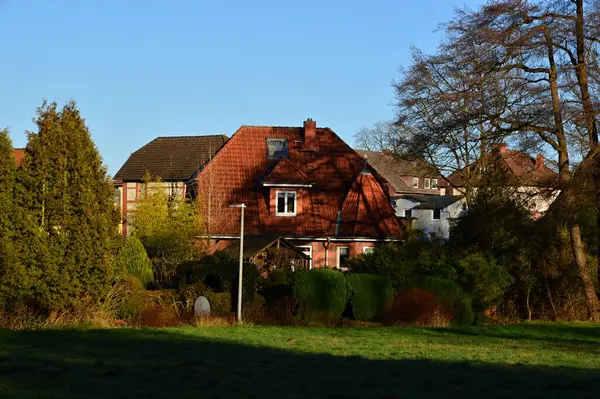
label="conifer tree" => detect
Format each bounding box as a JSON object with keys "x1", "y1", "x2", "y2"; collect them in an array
[
  {"x1": 17, "y1": 101, "x2": 120, "y2": 311},
  {"x1": 0, "y1": 129, "x2": 28, "y2": 309}
]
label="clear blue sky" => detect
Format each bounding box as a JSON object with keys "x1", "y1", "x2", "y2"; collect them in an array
[{"x1": 0, "y1": 0, "x2": 486, "y2": 175}]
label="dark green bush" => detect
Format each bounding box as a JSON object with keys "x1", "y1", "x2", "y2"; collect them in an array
[
  {"x1": 181, "y1": 251, "x2": 259, "y2": 304},
  {"x1": 268, "y1": 269, "x2": 288, "y2": 285},
  {"x1": 346, "y1": 273, "x2": 394, "y2": 321},
  {"x1": 345, "y1": 243, "x2": 416, "y2": 290},
  {"x1": 293, "y1": 268, "x2": 347, "y2": 320}
]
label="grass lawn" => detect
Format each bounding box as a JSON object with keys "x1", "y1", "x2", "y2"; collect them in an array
[{"x1": 0, "y1": 323, "x2": 599, "y2": 398}]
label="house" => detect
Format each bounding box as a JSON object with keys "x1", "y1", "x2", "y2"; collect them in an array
[
  {"x1": 113, "y1": 135, "x2": 228, "y2": 236},
  {"x1": 12, "y1": 149, "x2": 24, "y2": 167},
  {"x1": 355, "y1": 150, "x2": 446, "y2": 197},
  {"x1": 395, "y1": 195, "x2": 465, "y2": 240},
  {"x1": 193, "y1": 119, "x2": 404, "y2": 269},
  {"x1": 447, "y1": 143, "x2": 558, "y2": 217}
]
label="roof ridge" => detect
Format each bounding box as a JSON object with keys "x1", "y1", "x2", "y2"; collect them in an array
[{"x1": 154, "y1": 134, "x2": 228, "y2": 139}]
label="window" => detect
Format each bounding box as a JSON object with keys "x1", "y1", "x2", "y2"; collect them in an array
[
  {"x1": 296, "y1": 245, "x2": 313, "y2": 269},
  {"x1": 276, "y1": 191, "x2": 296, "y2": 216},
  {"x1": 412, "y1": 177, "x2": 419, "y2": 188},
  {"x1": 433, "y1": 208, "x2": 441, "y2": 220},
  {"x1": 363, "y1": 247, "x2": 375, "y2": 255},
  {"x1": 424, "y1": 178, "x2": 431, "y2": 189},
  {"x1": 337, "y1": 247, "x2": 349, "y2": 269},
  {"x1": 405, "y1": 209, "x2": 412, "y2": 219},
  {"x1": 266, "y1": 138, "x2": 289, "y2": 159},
  {"x1": 431, "y1": 179, "x2": 437, "y2": 189},
  {"x1": 114, "y1": 188, "x2": 121, "y2": 209}
]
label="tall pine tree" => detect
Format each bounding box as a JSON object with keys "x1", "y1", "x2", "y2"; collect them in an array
[{"x1": 18, "y1": 101, "x2": 120, "y2": 311}]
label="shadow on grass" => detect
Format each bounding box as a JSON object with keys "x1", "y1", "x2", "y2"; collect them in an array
[
  {"x1": 0, "y1": 327, "x2": 598, "y2": 398},
  {"x1": 431, "y1": 323, "x2": 600, "y2": 347}
]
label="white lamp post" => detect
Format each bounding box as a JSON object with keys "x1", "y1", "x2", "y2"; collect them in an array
[{"x1": 229, "y1": 203, "x2": 246, "y2": 323}]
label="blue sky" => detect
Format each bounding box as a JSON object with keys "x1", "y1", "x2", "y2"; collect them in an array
[{"x1": 0, "y1": 0, "x2": 487, "y2": 175}]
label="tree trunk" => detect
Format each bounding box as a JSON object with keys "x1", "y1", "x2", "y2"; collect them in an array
[
  {"x1": 574, "y1": 0, "x2": 600, "y2": 285},
  {"x1": 569, "y1": 221, "x2": 600, "y2": 321}
]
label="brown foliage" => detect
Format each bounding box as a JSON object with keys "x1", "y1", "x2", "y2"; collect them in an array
[{"x1": 382, "y1": 289, "x2": 454, "y2": 327}]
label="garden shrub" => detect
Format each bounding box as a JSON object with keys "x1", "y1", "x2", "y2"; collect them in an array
[
  {"x1": 121, "y1": 236, "x2": 154, "y2": 287},
  {"x1": 346, "y1": 273, "x2": 393, "y2": 321},
  {"x1": 346, "y1": 244, "x2": 415, "y2": 290},
  {"x1": 181, "y1": 251, "x2": 260, "y2": 305},
  {"x1": 293, "y1": 268, "x2": 347, "y2": 321},
  {"x1": 268, "y1": 269, "x2": 288, "y2": 285},
  {"x1": 383, "y1": 289, "x2": 454, "y2": 327}
]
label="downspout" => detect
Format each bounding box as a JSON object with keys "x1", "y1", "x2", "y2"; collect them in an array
[{"x1": 324, "y1": 237, "x2": 331, "y2": 268}]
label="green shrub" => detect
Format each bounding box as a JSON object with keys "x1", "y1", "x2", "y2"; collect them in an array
[
  {"x1": 121, "y1": 237, "x2": 154, "y2": 287},
  {"x1": 346, "y1": 273, "x2": 393, "y2": 321},
  {"x1": 269, "y1": 269, "x2": 288, "y2": 285},
  {"x1": 293, "y1": 268, "x2": 347, "y2": 320},
  {"x1": 182, "y1": 251, "x2": 259, "y2": 304},
  {"x1": 346, "y1": 244, "x2": 415, "y2": 290}
]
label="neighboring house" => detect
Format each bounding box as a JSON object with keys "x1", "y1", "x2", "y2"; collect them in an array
[
  {"x1": 447, "y1": 143, "x2": 558, "y2": 217},
  {"x1": 395, "y1": 195, "x2": 465, "y2": 240},
  {"x1": 193, "y1": 119, "x2": 404, "y2": 269},
  {"x1": 12, "y1": 149, "x2": 24, "y2": 167},
  {"x1": 113, "y1": 135, "x2": 228, "y2": 236},
  {"x1": 356, "y1": 150, "x2": 446, "y2": 197}
]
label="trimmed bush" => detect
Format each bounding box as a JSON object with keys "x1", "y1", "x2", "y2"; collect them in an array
[
  {"x1": 346, "y1": 274, "x2": 393, "y2": 321},
  {"x1": 293, "y1": 268, "x2": 347, "y2": 321},
  {"x1": 121, "y1": 237, "x2": 154, "y2": 287}
]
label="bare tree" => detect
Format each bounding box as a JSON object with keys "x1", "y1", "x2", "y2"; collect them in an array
[{"x1": 392, "y1": 0, "x2": 600, "y2": 319}]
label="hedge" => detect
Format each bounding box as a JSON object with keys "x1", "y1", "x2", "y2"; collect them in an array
[
  {"x1": 293, "y1": 268, "x2": 347, "y2": 320},
  {"x1": 346, "y1": 273, "x2": 393, "y2": 321}
]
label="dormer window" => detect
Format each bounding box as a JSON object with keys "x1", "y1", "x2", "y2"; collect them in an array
[
  {"x1": 276, "y1": 191, "x2": 296, "y2": 216},
  {"x1": 424, "y1": 178, "x2": 431, "y2": 189},
  {"x1": 267, "y1": 138, "x2": 288, "y2": 159},
  {"x1": 413, "y1": 177, "x2": 419, "y2": 188},
  {"x1": 431, "y1": 179, "x2": 437, "y2": 189}
]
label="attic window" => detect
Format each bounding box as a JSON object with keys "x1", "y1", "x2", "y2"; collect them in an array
[
  {"x1": 267, "y1": 138, "x2": 289, "y2": 159},
  {"x1": 424, "y1": 178, "x2": 431, "y2": 189},
  {"x1": 431, "y1": 179, "x2": 438, "y2": 189}
]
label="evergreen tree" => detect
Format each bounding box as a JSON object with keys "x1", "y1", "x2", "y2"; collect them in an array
[
  {"x1": 0, "y1": 129, "x2": 28, "y2": 309},
  {"x1": 17, "y1": 101, "x2": 120, "y2": 311}
]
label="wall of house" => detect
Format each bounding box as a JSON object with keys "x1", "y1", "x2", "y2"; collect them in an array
[
  {"x1": 399, "y1": 175, "x2": 444, "y2": 195},
  {"x1": 120, "y1": 181, "x2": 187, "y2": 237},
  {"x1": 410, "y1": 199, "x2": 465, "y2": 240},
  {"x1": 208, "y1": 238, "x2": 377, "y2": 270}
]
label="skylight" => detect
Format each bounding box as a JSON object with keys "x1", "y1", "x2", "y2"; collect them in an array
[{"x1": 266, "y1": 138, "x2": 288, "y2": 159}]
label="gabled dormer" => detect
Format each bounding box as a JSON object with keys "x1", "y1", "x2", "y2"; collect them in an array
[{"x1": 262, "y1": 158, "x2": 314, "y2": 217}]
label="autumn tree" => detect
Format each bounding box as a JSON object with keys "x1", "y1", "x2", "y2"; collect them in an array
[
  {"x1": 131, "y1": 175, "x2": 203, "y2": 286},
  {"x1": 16, "y1": 101, "x2": 120, "y2": 311}
]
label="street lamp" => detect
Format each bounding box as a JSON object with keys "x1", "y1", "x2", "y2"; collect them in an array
[{"x1": 229, "y1": 203, "x2": 246, "y2": 323}]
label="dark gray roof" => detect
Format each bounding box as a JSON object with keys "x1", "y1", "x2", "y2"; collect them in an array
[
  {"x1": 355, "y1": 150, "x2": 446, "y2": 194},
  {"x1": 403, "y1": 195, "x2": 464, "y2": 210},
  {"x1": 114, "y1": 135, "x2": 228, "y2": 181}
]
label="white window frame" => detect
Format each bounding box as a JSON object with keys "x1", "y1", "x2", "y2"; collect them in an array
[
  {"x1": 412, "y1": 177, "x2": 419, "y2": 188},
  {"x1": 275, "y1": 191, "x2": 297, "y2": 216},
  {"x1": 432, "y1": 208, "x2": 441, "y2": 220},
  {"x1": 296, "y1": 245, "x2": 313, "y2": 269},
  {"x1": 363, "y1": 247, "x2": 375, "y2": 255},
  {"x1": 337, "y1": 246, "x2": 349, "y2": 269},
  {"x1": 424, "y1": 178, "x2": 431, "y2": 189},
  {"x1": 431, "y1": 179, "x2": 437, "y2": 189}
]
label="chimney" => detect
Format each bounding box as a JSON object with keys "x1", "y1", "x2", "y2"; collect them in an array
[
  {"x1": 303, "y1": 118, "x2": 317, "y2": 151},
  {"x1": 535, "y1": 154, "x2": 544, "y2": 170},
  {"x1": 492, "y1": 143, "x2": 508, "y2": 153}
]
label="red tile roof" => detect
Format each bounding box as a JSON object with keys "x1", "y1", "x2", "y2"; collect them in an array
[
  {"x1": 338, "y1": 171, "x2": 404, "y2": 237},
  {"x1": 448, "y1": 148, "x2": 557, "y2": 188},
  {"x1": 262, "y1": 158, "x2": 313, "y2": 186},
  {"x1": 12, "y1": 149, "x2": 24, "y2": 167},
  {"x1": 195, "y1": 123, "x2": 403, "y2": 239}
]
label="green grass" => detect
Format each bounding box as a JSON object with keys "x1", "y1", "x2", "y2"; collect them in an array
[{"x1": 1, "y1": 323, "x2": 599, "y2": 398}]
